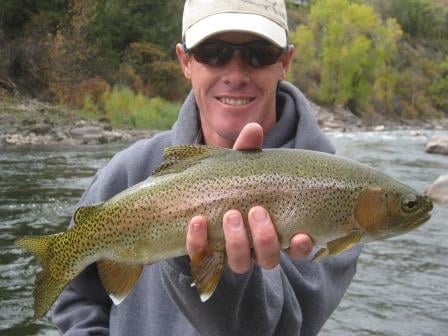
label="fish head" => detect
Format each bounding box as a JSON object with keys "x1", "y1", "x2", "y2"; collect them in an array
[{"x1": 354, "y1": 184, "x2": 433, "y2": 240}]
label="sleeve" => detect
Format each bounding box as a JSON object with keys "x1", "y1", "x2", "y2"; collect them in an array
[
  {"x1": 52, "y1": 137, "x2": 167, "y2": 334},
  {"x1": 160, "y1": 245, "x2": 361, "y2": 336}
]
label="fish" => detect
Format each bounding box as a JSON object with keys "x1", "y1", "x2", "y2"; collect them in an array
[{"x1": 16, "y1": 145, "x2": 433, "y2": 319}]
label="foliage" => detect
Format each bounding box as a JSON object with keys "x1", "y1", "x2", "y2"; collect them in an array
[
  {"x1": 0, "y1": 0, "x2": 185, "y2": 105},
  {"x1": 430, "y1": 57, "x2": 448, "y2": 110},
  {"x1": 367, "y1": 0, "x2": 448, "y2": 40},
  {"x1": 90, "y1": 0, "x2": 183, "y2": 57},
  {"x1": 84, "y1": 86, "x2": 180, "y2": 129},
  {"x1": 0, "y1": 0, "x2": 68, "y2": 37},
  {"x1": 122, "y1": 42, "x2": 189, "y2": 101},
  {"x1": 1, "y1": 0, "x2": 446, "y2": 123},
  {"x1": 45, "y1": 0, "x2": 101, "y2": 104},
  {"x1": 289, "y1": 0, "x2": 402, "y2": 114}
]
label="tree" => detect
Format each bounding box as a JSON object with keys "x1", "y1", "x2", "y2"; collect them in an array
[
  {"x1": 289, "y1": 0, "x2": 402, "y2": 114},
  {"x1": 45, "y1": 0, "x2": 101, "y2": 104},
  {"x1": 430, "y1": 57, "x2": 448, "y2": 111},
  {"x1": 377, "y1": 0, "x2": 448, "y2": 40},
  {"x1": 90, "y1": 0, "x2": 183, "y2": 59}
]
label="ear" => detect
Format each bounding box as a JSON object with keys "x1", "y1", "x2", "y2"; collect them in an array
[
  {"x1": 176, "y1": 43, "x2": 192, "y2": 79},
  {"x1": 279, "y1": 45, "x2": 294, "y2": 80}
]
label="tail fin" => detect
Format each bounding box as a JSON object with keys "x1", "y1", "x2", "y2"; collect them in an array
[{"x1": 16, "y1": 233, "x2": 70, "y2": 320}]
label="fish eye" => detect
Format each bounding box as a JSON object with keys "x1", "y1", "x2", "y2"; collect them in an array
[{"x1": 402, "y1": 194, "x2": 418, "y2": 213}]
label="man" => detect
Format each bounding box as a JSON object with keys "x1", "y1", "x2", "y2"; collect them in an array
[{"x1": 53, "y1": 1, "x2": 361, "y2": 335}]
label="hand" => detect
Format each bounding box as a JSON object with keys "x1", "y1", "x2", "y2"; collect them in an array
[{"x1": 186, "y1": 123, "x2": 314, "y2": 274}]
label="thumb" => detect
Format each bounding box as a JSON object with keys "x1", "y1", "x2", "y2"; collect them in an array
[{"x1": 233, "y1": 123, "x2": 263, "y2": 151}]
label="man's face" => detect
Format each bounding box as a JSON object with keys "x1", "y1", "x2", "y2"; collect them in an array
[{"x1": 177, "y1": 32, "x2": 294, "y2": 148}]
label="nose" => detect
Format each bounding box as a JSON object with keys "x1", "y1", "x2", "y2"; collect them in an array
[
  {"x1": 424, "y1": 196, "x2": 433, "y2": 211},
  {"x1": 222, "y1": 51, "x2": 250, "y2": 88}
]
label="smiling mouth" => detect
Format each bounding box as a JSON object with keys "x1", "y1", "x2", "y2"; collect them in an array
[{"x1": 217, "y1": 97, "x2": 254, "y2": 106}]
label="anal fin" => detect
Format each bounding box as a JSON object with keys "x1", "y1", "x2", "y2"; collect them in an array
[
  {"x1": 313, "y1": 230, "x2": 363, "y2": 261},
  {"x1": 97, "y1": 260, "x2": 144, "y2": 305},
  {"x1": 190, "y1": 249, "x2": 225, "y2": 302}
]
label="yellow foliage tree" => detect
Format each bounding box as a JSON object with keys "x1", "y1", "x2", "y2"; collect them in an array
[
  {"x1": 289, "y1": 0, "x2": 402, "y2": 115},
  {"x1": 46, "y1": 0, "x2": 101, "y2": 105}
]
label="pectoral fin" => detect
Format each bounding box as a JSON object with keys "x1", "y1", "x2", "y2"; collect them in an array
[
  {"x1": 97, "y1": 260, "x2": 144, "y2": 305},
  {"x1": 190, "y1": 249, "x2": 225, "y2": 302},
  {"x1": 312, "y1": 230, "x2": 363, "y2": 261}
]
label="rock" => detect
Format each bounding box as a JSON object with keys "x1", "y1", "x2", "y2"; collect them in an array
[
  {"x1": 51, "y1": 127, "x2": 68, "y2": 141},
  {"x1": 426, "y1": 135, "x2": 448, "y2": 155},
  {"x1": 30, "y1": 124, "x2": 52, "y2": 135},
  {"x1": 0, "y1": 113, "x2": 16, "y2": 124},
  {"x1": 426, "y1": 173, "x2": 448, "y2": 204},
  {"x1": 74, "y1": 120, "x2": 89, "y2": 128},
  {"x1": 2, "y1": 133, "x2": 53, "y2": 146},
  {"x1": 69, "y1": 126, "x2": 104, "y2": 144},
  {"x1": 22, "y1": 118, "x2": 37, "y2": 126},
  {"x1": 70, "y1": 126, "x2": 102, "y2": 137},
  {"x1": 102, "y1": 123, "x2": 113, "y2": 131}
]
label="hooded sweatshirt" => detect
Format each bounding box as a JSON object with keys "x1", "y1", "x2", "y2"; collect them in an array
[{"x1": 53, "y1": 81, "x2": 361, "y2": 336}]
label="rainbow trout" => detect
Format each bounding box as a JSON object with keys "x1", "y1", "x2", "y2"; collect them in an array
[{"x1": 17, "y1": 145, "x2": 433, "y2": 319}]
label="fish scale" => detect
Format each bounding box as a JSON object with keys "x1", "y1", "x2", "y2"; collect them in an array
[{"x1": 16, "y1": 145, "x2": 432, "y2": 319}]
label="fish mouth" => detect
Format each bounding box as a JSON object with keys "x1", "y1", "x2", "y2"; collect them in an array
[{"x1": 404, "y1": 212, "x2": 432, "y2": 231}]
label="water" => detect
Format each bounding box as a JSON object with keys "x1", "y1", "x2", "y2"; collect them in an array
[
  {"x1": 321, "y1": 130, "x2": 448, "y2": 336},
  {"x1": 1, "y1": 130, "x2": 447, "y2": 335}
]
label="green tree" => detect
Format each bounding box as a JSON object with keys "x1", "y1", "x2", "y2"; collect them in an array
[
  {"x1": 91, "y1": 0, "x2": 183, "y2": 59},
  {"x1": 289, "y1": 0, "x2": 402, "y2": 114},
  {"x1": 430, "y1": 57, "x2": 448, "y2": 110},
  {"x1": 0, "y1": 0, "x2": 69, "y2": 37},
  {"x1": 370, "y1": 0, "x2": 448, "y2": 40}
]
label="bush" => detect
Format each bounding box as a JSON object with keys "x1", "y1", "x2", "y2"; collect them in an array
[
  {"x1": 122, "y1": 42, "x2": 189, "y2": 101},
  {"x1": 96, "y1": 86, "x2": 180, "y2": 129}
]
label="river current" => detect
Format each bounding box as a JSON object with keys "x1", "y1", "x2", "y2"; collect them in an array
[{"x1": 1, "y1": 130, "x2": 447, "y2": 335}]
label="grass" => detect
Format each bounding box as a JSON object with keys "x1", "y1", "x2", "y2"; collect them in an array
[{"x1": 83, "y1": 86, "x2": 180, "y2": 129}]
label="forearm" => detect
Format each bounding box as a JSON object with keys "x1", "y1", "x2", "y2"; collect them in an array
[{"x1": 161, "y1": 247, "x2": 360, "y2": 336}]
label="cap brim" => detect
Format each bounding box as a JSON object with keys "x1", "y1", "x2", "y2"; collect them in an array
[{"x1": 184, "y1": 13, "x2": 287, "y2": 49}]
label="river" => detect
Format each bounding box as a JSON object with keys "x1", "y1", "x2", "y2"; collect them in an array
[{"x1": 1, "y1": 130, "x2": 447, "y2": 335}]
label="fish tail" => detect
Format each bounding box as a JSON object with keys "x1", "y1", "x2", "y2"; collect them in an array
[{"x1": 16, "y1": 233, "x2": 74, "y2": 320}]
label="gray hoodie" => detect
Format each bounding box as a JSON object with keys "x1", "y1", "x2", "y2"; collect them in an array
[{"x1": 53, "y1": 81, "x2": 361, "y2": 336}]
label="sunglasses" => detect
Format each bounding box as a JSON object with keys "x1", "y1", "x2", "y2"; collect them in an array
[{"x1": 184, "y1": 40, "x2": 287, "y2": 68}]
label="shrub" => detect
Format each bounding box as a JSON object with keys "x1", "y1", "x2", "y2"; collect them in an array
[{"x1": 100, "y1": 86, "x2": 180, "y2": 129}]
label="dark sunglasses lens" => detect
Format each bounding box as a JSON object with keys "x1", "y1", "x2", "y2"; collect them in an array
[
  {"x1": 246, "y1": 44, "x2": 283, "y2": 67},
  {"x1": 191, "y1": 43, "x2": 232, "y2": 66},
  {"x1": 191, "y1": 41, "x2": 284, "y2": 67}
]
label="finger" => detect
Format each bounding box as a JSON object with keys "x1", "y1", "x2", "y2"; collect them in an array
[
  {"x1": 186, "y1": 216, "x2": 208, "y2": 257},
  {"x1": 233, "y1": 123, "x2": 263, "y2": 151},
  {"x1": 287, "y1": 234, "x2": 314, "y2": 259},
  {"x1": 248, "y1": 206, "x2": 280, "y2": 269},
  {"x1": 222, "y1": 210, "x2": 251, "y2": 274}
]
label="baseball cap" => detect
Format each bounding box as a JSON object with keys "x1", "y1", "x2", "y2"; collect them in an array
[{"x1": 182, "y1": 0, "x2": 289, "y2": 49}]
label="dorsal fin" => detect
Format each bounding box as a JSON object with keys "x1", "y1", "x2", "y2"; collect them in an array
[
  {"x1": 73, "y1": 203, "x2": 103, "y2": 226},
  {"x1": 153, "y1": 145, "x2": 226, "y2": 177}
]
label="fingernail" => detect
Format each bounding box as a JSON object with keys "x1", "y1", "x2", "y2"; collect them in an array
[
  {"x1": 228, "y1": 213, "x2": 241, "y2": 229},
  {"x1": 253, "y1": 208, "x2": 267, "y2": 224},
  {"x1": 298, "y1": 242, "x2": 310, "y2": 254},
  {"x1": 191, "y1": 221, "x2": 201, "y2": 233}
]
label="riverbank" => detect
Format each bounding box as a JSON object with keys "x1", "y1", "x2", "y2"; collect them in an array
[
  {"x1": 0, "y1": 97, "x2": 447, "y2": 147},
  {"x1": 0, "y1": 98, "x2": 158, "y2": 146}
]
